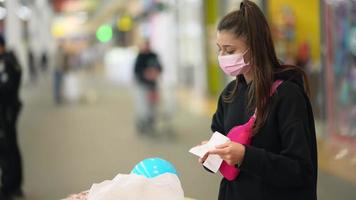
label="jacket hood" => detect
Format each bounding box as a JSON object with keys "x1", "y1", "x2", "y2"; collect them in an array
[{"x1": 274, "y1": 68, "x2": 305, "y2": 90}]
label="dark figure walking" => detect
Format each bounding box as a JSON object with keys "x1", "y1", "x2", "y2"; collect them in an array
[
  {"x1": 134, "y1": 41, "x2": 162, "y2": 134},
  {"x1": 0, "y1": 35, "x2": 24, "y2": 200},
  {"x1": 41, "y1": 52, "x2": 48, "y2": 73},
  {"x1": 28, "y1": 49, "x2": 37, "y2": 84}
]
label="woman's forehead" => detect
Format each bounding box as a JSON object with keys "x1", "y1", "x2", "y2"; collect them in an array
[{"x1": 216, "y1": 31, "x2": 247, "y2": 47}]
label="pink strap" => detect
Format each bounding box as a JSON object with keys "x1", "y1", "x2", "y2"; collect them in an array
[
  {"x1": 253, "y1": 80, "x2": 283, "y2": 117},
  {"x1": 271, "y1": 80, "x2": 283, "y2": 96}
]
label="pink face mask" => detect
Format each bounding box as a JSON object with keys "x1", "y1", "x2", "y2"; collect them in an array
[{"x1": 218, "y1": 50, "x2": 250, "y2": 76}]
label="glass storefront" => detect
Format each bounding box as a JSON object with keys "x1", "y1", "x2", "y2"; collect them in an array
[{"x1": 323, "y1": 0, "x2": 356, "y2": 142}]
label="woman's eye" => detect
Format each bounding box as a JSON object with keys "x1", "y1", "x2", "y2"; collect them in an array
[{"x1": 226, "y1": 51, "x2": 235, "y2": 55}]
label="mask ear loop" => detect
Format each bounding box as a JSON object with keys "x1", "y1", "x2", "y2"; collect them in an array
[
  {"x1": 241, "y1": 48, "x2": 250, "y2": 70},
  {"x1": 242, "y1": 48, "x2": 249, "y2": 55}
]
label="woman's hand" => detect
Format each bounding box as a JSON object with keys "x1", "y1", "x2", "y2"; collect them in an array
[
  {"x1": 209, "y1": 141, "x2": 246, "y2": 166},
  {"x1": 65, "y1": 190, "x2": 89, "y2": 200},
  {"x1": 198, "y1": 141, "x2": 208, "y2": 164}
]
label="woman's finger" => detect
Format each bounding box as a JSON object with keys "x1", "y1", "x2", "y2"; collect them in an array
[
  {"x1": 209, "y1": 148, "x2": 226, "y2": 155},
  {"x1": 215, "y1": 142, "x2": 230, "y2": 149},
  {"x1": 198, "y1": 152, "x2": 209, "y2": 163}
]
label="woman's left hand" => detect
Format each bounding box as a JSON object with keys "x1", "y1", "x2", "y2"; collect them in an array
[{"x1": 209, "y1": 141, "x2": 246, "y2": 166}]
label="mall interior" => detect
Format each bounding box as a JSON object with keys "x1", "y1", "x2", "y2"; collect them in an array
[{"x1": 0, "y1": 0, "x2": 355, "y2": 199}]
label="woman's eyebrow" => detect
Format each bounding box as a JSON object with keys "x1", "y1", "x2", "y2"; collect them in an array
[
  {"x1": 216, "y1": 43, "x2": 235, "y2": 48},
  {"x1": 222, "y1": 44, "x2": 235, "y2": 48}
]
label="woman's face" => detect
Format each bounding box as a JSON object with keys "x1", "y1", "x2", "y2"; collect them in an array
[{"x1": 216, "y1": 30, "x2": 249, "y2": 57}]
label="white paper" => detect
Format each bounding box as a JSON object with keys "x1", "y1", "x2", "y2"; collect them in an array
[{"x1": 189, "y1": 132, "x2": 230, "y2": 173}]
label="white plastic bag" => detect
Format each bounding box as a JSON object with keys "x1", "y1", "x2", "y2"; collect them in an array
[{"x1": 87, "y1": 173, "x2": 184, "y2": 200}]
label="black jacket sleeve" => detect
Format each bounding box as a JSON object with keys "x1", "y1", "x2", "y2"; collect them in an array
[
  {"x1": 211, "y1": 94, "x2": 225, "y2": 134},
  {"x1": 239, "y1": 83, "x2": 315, "y2": 188}
]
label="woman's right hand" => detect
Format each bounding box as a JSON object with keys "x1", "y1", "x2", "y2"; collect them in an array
[{"x1": 198, "y1": 141, "x2": 209, "y2": 164}]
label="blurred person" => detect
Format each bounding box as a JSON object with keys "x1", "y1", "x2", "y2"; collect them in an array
[
  {"x1": 133, "y1": 41, "x2": 162, "y2": 135},
  {"x1": 0, "y1": 35, "x2": 24, "y2": 200},
  {"x1": 28, "y1": 49, "x2": 37, "y2": 84},
  {"x1": 53, "y1": 44, "x2": 69, "y2": 104},
  {"x1": 296, "y1": 41, "x2": 311, "y2": 71},
  {"x1": 40, "y1": 51, "x2": 48, "y2": 73},
  {"x1": 296, "y1": 41, "x2": 322, "y2": 118},
  {"x1": 198, "y1": 1, "x2": 317, "y2": 200}
]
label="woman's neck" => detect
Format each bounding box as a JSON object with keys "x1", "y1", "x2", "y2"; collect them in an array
[{"x1": 243, "y1": 69, "x2": 253, "y2": 84}]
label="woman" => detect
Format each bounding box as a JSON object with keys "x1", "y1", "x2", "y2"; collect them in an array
[{"x1": 199, "y1": 1, "x2": 317, "y2": 200}]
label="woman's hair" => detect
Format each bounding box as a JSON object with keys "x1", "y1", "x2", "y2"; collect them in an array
[{"x1": 217, "y1": 0, "x2": 310, "y2": 134}]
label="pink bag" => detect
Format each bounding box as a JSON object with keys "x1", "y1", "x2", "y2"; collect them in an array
[{"x1": 219, "y1": 80, "x2": 283, "y2": 181}]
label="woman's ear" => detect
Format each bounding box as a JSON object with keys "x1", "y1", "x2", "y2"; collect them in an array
[{"x1": 243, "y1": 50, "x2": 251, "y2": 64}]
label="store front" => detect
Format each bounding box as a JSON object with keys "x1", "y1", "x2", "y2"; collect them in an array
[{"x1": 323, "y1": 0, "x2": 356, "y2": 144}]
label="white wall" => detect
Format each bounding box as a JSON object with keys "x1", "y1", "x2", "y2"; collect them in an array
[
  {"x1": 5, "y1": 0, "x2": 54, "y2": 82},
  {"x1": 5, "y1": 0, "x2": 26, "y2": 74},
  {"x1": 150, "y1": 11, "x2": 178, "y2": 89},
  {"x1": 28, "y1": 0, "x2": 55, "y2": 70},
  {"x1": 176, "y1": 0, "x2": 207, "y2": 95}
]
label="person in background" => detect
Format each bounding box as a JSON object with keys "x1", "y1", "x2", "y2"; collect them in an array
[
  {"x1": 198, "y1": 1, "x2": 317, "y2": 200},
  {"x1": 53, "y1": 44, "x2": 69, "y2": 105},
  {"x1": 133, "y1": 40, "x2": 162, "y2": 135},
  {"x1": 28, "y1": 49, "x2": 37, "y2": 84},
  {"x1": 41, "y1": 52, "x2": 48, "y2": 73},
  {"x1": 0, "y1": 35, "x2": 24, "y2": 200}
]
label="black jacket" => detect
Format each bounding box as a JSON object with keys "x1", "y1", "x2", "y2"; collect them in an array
[
  {"x1": 0, "y1": 51, "x2": 22, "y2": 106},
  {"x1": 0, "y1": 51, "x2": 22, "y2": 149},
  {"x1": 134, "y1": 51, "x2": 162, "y2": 89},
  {"x1": 211, "y1": 71, "x2": 317, "y2": 200}
]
